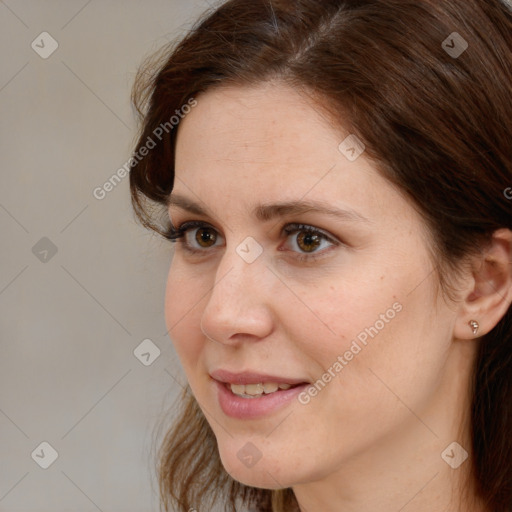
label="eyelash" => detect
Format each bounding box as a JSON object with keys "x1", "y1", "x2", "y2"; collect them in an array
[{"x1": 165, "y1": 221, "x2": 340, "y2": 262}]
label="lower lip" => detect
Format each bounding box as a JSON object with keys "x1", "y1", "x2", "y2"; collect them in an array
[{"x1": 214, "y1": 380, "x2": 308, "y2": 420}]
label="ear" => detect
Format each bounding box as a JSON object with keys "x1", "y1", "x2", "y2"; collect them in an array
[{"x1": 454, "y1": 229, "x2": 512, "y2": 339}]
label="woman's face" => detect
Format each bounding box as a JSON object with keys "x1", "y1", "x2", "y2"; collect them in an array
[{"x1": 165, "y1": 82, "x2": 465, "y2": 489}]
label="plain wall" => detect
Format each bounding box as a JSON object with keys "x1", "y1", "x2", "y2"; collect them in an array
[{"x1": 0, "y1": 1, "x2": 209, "y2": 510}]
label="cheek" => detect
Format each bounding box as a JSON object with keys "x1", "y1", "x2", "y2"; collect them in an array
[
  {"x1": 164, "y1": 262, "x2": 206, "y2": 370},
  {"x1": 288, "y1": 260, "x2": 438, "y2": 402},
  {"x1": 302, "y1": 270, "x2": 449, "y2": 421},
  {"x1": 287, "y1": 269, "x2": 404, "y2": 363}
]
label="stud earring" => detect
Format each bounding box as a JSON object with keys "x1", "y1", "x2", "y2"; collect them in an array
[{"x1": 469, "y1": 320, "x2": 479, "y2": 335}]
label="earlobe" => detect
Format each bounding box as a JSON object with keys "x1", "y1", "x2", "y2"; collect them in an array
[{"x1": 454, "y1": 229, "x2": 512, "y2": 340}]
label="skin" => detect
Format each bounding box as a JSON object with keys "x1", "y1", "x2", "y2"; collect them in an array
[{"x1": 164, "y1": 82, "x2": 506, "y2": 512}]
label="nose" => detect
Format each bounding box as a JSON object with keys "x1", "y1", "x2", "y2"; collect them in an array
[{"x1": 199, "y1": 248, "x2": 275, "y2": 345}]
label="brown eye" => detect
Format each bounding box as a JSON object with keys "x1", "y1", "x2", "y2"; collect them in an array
[
  {"x1": 282, "y1": 223, "x2": 338, "y2": 259},
  {"x1": 296, "y1": 231, "x2": 322, "y2": 253},
  {"x1": 195, "y1": 227, "x2": 217, "y2": 248}
]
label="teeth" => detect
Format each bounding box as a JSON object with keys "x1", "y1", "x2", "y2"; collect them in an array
[
  {"x1": 230, "y1": 384, "x2": 247, "y2": 395},
  {"x1": 245, "y1": 383, "x2": 264, "y2": 395},
  {"x1": 229, "y1": 382, "x2": 295, "y2": 398},
  {"x1": 263, "y1": 383, "x2": 278, "y2": 393}
]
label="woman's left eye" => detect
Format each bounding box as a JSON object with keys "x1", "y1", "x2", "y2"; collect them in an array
[
  {"x1": 282, "y1": 223, "x2": 338, "y2": 258},
  {"x1": 167, "y1": 221, "x2": 338, "y2": 260}
]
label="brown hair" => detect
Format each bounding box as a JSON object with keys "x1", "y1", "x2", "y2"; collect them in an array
[{"x1": 129, "y1": 1, "x2": 512, "y2": 511}]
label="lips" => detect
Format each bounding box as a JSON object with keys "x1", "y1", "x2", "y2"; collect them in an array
[{"x1": 210, "y1": 369, "x2": 310, "y2": 419}]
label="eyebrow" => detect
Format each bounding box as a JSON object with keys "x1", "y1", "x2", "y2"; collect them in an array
[{"x1": 167, "y1": 193, "x2": 369, "y2": 223}]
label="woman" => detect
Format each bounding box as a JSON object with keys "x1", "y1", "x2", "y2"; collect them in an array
[{"x1": 129, "y1": 1, "x2": 512, "y2": 510}]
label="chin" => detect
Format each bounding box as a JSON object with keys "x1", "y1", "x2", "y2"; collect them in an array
[{"x1": 217, "y1": 444, "x2": 294, "y2": 489}]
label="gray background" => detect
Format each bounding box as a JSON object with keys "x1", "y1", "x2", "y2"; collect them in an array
[{"x1": 0, "y1": 1, "x2": 209, "y2": 510}]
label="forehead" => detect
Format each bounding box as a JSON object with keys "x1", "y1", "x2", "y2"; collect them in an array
[
  {"x1": 175, "y1": 83, "x2": 342, "y2": 170},
  {"x1": 172, "y1": 83, "x2": 410, "y2": 228}
]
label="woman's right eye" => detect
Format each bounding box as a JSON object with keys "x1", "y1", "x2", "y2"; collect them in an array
[{"x1": 167, "y1": 221, "x2": 225, "y2": 253}]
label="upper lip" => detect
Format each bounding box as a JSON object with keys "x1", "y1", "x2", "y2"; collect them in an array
[{"x1": 210, "y1": 369, "x2": 309, "y2": 386}]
